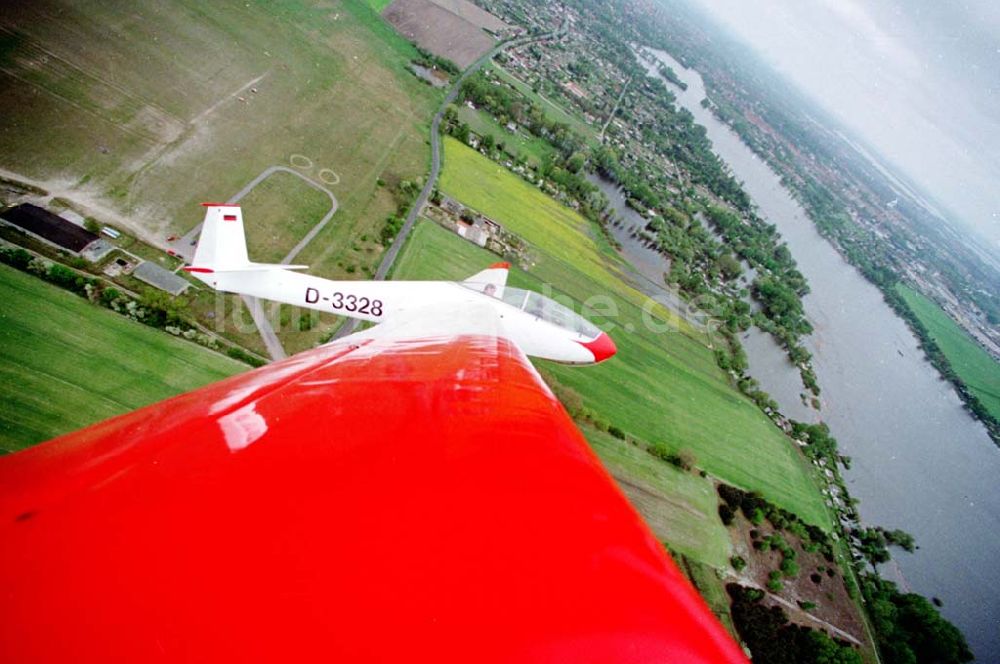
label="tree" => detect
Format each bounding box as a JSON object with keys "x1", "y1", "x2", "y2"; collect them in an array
[
  {"x1": 716, "y1": 252, "x2": 742, "y2": 280},
  {"x1": 718, "y1": 503, "x2": 735, "y2": 526},
  {"x1": 882, "y1": 528, "x2": 916, "y2": 553},
  {"x1": 780, "y1": 558, "x2": 800, "y2": 578},
  {"x1": 566, "y1": 153, "x2": 586, "y2": 174},
  {"x1": 862, "y1": 576, "x2": 972, "y2": 664}
]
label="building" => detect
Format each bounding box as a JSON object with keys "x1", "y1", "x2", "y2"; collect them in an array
[{"x1": 0, "y1": 203, "x2": 99, "y2": 254}]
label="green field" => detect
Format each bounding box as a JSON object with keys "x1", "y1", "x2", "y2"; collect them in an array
[
  {"x1": 677, "y1": 554, "x2": 738, "y2": 638},
  {"x1": 897, "y1": 284, "x2": 1000, "y2": 420},
  {"x1": 582, "y1": 424, "x2": 732, "y2": 568},
  {"x1": 435, "y1": 137, "x2": 832, "y2": 532},
  {"x1": 0, "y1": 0, "x2": 439, "y2": 281},
  {"x1": 0, "y1": 264, "x2": 247, "y2": 452},
  {"x1": 395, "y1": 192, "x2": 830, "y2": 535},
  {"x1": 394, "y1": 220, "x2": 737, "y2": 563},
  {"x1": 365, "y1": 0, "x2": 395, "y2": 13}
]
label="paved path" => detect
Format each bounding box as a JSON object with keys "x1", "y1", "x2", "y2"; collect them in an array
[
  {"x1": 334, "y1": 28, "x2": 562, "y2": 341},
  {"x1": 600, "y1": 75, "x2": 632, "y2": 141}
]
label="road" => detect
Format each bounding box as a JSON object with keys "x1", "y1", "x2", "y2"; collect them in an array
[
  {"x1": 334, "y1": 28, "x2": 561, "y2": 340},
  {"x1": 599, "y1": 75, "x2": 632, "y2": 141}
]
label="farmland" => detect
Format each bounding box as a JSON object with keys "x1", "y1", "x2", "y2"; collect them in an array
[
  {"x1": 0, "y1": 263, "x2": 246, "y2": 453},
  {"x1": 383, "y1": 0, "x2": 496, "y2": 68},
  {"x1": 0, "y1": 0, "x2": 439, "y2": 281},
  {"x1": 896, "y1": 284, "x2": 1000, "y2": 420},
  {"x1": 394, "y1": 201, "x2": 831, "y2": 534}
]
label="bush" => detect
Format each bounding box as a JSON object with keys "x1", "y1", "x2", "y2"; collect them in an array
[
  {"x1": 780, "y1": 558, "x2": 800, "y2": 578},
  {"x1": 717, "y1": 483, "x2": 744, "y2": 508},
  {"x1": 380, "y1": 215, "x2": 404, "y2": 245},
  {"x1": 226, "y1": 346, "x2": 266, "y2": 368},
  {"x1": 608, "y1": 425, "x2": 626, "y2": 440},
  {"x1": 674, "y1": 447, "x2": 696, "y2": 471},
  {"x1": 730, "y1": 555, "x2": 746, "y2": 572},
  {"x1": 547, "y1": 378, "x2": 584, "y2": 418},
  {"x1": 0, "y1": 246, "x2": 32, "y2": 270},
  {"x1": 718, "y1": 503, "x2": 735, "y2": 526}
]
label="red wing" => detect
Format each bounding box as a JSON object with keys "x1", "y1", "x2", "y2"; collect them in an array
[{"x1": 0, "y1": 334, "x2": 746, "y2": 662}]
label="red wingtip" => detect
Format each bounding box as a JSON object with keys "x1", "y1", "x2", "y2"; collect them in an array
[
  {"x1": 183, "y1": 267, "x2": 214, "y2": 274},
  {"x1": 489, "y1": 261, "x2": 511, "y2": 269},
  {"x1": 577, "y1": 331, "x2": 617, "y2": 363}
]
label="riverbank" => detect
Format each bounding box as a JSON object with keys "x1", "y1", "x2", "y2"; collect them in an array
[{"x1": 638, "y1": 45, "x2": 1000, "y2": 657}]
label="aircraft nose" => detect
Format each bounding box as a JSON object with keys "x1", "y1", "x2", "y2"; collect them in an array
[{"x1": 580, "y1": 331, "x2": 617, "y2": 363}]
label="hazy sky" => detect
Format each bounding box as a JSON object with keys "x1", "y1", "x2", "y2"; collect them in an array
[{"x1": 685, "y1": 0, "x2": 1000, "y2": 255}]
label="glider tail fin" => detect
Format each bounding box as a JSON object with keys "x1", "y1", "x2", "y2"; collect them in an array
[
  {"x1": 191, "y1": 203, "x2": 250, "y2": 270},
  {"x1": 186, "y1": 204, "x2": 306, "y2": 276}
]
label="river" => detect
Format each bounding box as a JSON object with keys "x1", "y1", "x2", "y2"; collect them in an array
[{"x1": 627, "y1": 46, "x2": 1000, "y2": 658}]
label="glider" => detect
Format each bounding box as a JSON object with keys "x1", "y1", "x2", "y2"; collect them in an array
[
  {"x1": 183, "y1": 203, "x2": 616, "y2": 364},
  {"x1": 0, "y1": 204, "x2": 747, "y2": 662}
]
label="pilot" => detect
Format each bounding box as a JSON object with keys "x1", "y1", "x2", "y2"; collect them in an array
[{"x1": 483, "y1": 283, "x2": 497, "y2": 297}]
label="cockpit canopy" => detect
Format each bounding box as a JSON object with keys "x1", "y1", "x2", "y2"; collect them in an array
[{"x1": 465, "y1": 284, "x2": 601, "y2": 339}]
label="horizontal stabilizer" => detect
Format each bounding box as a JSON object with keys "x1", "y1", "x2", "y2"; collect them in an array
[{"x1": 183, "y1": 263, "x2": 308, "y2": 274}]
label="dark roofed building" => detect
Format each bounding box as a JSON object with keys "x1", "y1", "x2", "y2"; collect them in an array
[{"x1": 0, "y1": 203, "x2": 99, "y2": 254}]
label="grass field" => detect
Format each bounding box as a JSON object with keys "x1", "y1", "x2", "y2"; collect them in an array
[
  {"x1": 0, "y1": 264, "x2": 247, "y2": 453},
  {"x1": 0, "y1": 0, "x2": 439, "y2": 282},
  {"x1": 581, "y1": 424, "x2": 732, "y2": 568},
  {"x1": 677, "y1": 554, "x2": 739, "y2": 638},
  {"x1": 239, "y1": 170, "x2": 337, "y2": 264},
  {"x1": 394, "y1": 210, "x2": 831, "y2": 534},
  {"x1": 897, "y1": 284, "x2": 1000, "y2": 420}
]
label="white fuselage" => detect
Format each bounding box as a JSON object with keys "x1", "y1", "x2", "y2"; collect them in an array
[{"x1": 197, "y1": 270, "x2": 607, "y2": 364}]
